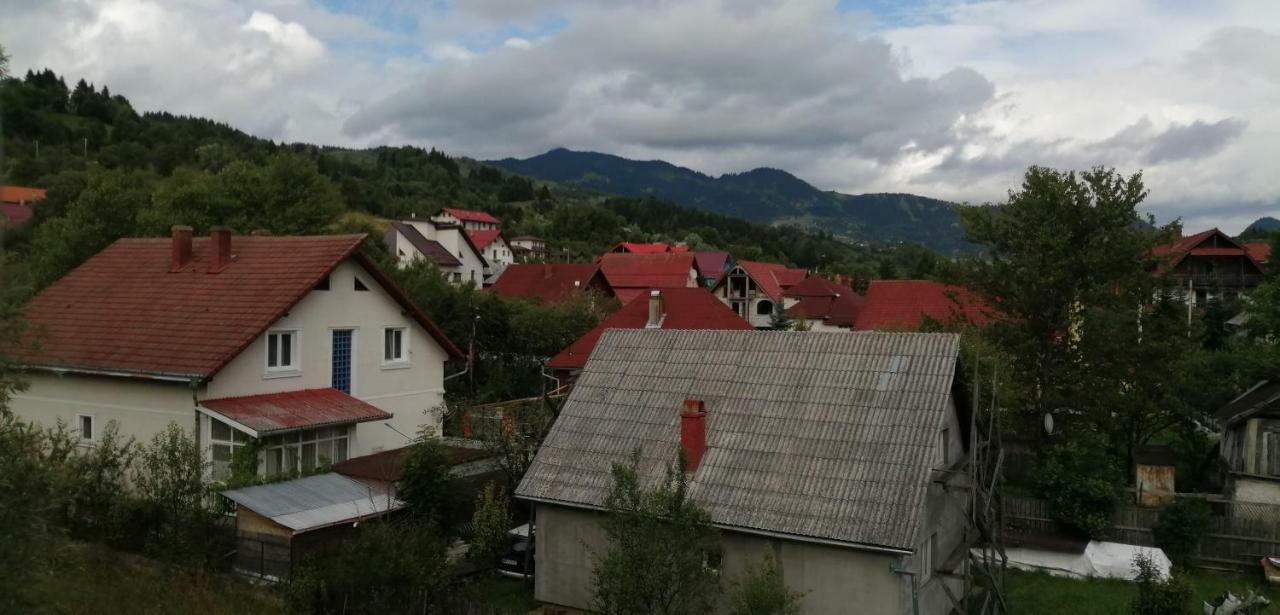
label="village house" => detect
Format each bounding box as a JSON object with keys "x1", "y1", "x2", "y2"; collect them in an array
[
  {"x1": 509, "y1": 236, "x2": 547, "y2": 262},
  {"x1": 7, "y1": 227, "x2": 463, "y2": 481},
  {"x1": 597, "y1": 252, "x2": 702, "y2": 304},
  {"x1": 1218, "y1": 380, "x2": 1280, "y2": 505},
  {"x1": 432, "y1": 206, "x2": 501, "y2": 231},
  {"x1": 0, "y1": 184, "x2": 45, "y2": 228},
  {"x1": 544, "y1": 288, "x2": 751, "y2": 385},
  {"x1": 384, "y1": 218, "x2": 489, "y2": 285},
  {"x1": 693, "y1": 251, "x2": 732, "y2": 287},
  {"x1": 710, "y1": 260, "x2": 808, "y2": 328},
  {"x1": 854, "y1": 280, "x2": 990, "y2": 331},
  {"x1": 1151, "y1": 228, "x2": 1268, "y2": 307},
  {"x1": 606, "y1": 241, "x2": 689, "y2": 254},
  {"x1": 469, "y1": 229, "x2": 514, "y2": 279},
  {"x1": 519, "y1": 329, "x2": 970, "y2": 615},
  {"x1": 783, "y1": 275, "x2": 863, "y2": 331},
  {"x1": 488, "y1": 263, "x2": 614, "y2": 304}
]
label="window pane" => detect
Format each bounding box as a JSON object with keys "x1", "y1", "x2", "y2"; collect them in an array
[
  {"x1": 233, "y1": 429, "x2": 250, "y2": 444},
  {"x1": 384, "y1": 328, "x2": 394, "y2": 361},
  {"x1": 80, "y1": 416, "x2": 93, "y2": 440},
  {"x1": 285, "y1": 446, "x2": 299, "y2": 473},
  {"x1": 316, "y1": 440, "x2": 332, "y2": 465},
  {"x1": 335, "y1": 438, "x2": 348, "y2": 463},
  {"x1": 280, "y1": 333, "x2": 292, "y2": 367},
  {"x1": 268, "y1": 334, "x2": 279, "y2": 367},
  {"x1": 394, "y1": 331, "x2": 403, "y2": 359},
  {"x1": 265, "y1": 449, "x2": 282, "y2": 476},
  {"x1": 211, "y1": 419, "x2": 231, "y2": 442},
  {"x1": 302, "y1": 443, "x2": 316, "y2": 471},
  {"x1": 212, "y1": 444, "x2": 232, "y2": 462}
]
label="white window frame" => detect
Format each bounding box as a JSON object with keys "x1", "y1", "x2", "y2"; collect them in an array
[
  {"x1": 209, "y1": 417, "x2": 253, "y2": 481},
  {"x1": 265, "y1": 329, "x2": 301, "y2": 375},
  {"x1": 382, "y1": 326, "x2": 410, "y2": 368},
  {"x1": 77, "y1": 414, "x2": 95, "y2": 442},
  {"x1": 940, "y1": 427, "x2": 950, "y2": 468},
  {"x1": 922, "y1": 532, "x2": 936, "y2": 582}
]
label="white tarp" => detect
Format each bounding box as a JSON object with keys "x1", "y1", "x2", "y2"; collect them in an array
[{"x1": 986, "y1": 541, "x2": 1172, "y2": 581}]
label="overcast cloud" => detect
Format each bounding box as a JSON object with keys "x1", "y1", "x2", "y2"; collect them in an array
[{"x1": 4, "y1": 0, "x2": 1278, "y2": 231}]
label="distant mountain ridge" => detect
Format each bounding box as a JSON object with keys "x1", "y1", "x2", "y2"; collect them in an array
[{"x1": 489, "y1": 148, "x2": 971, "y2": 253}]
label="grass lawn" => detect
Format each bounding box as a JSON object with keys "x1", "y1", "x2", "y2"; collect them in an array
[
  {"x1": 1005, "y1": 567, "x2": 1279, "y2": 614},
  {"x1": 22, "y1": 540, "x2": 283, "y2": 615},
  {"x1": 460, "y1": 574, "x2": 539, "y2": 614}
]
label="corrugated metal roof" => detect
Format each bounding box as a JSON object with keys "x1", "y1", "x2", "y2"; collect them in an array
[
  {"x1": 201, "y1": 388, "x2": 392, "y2": 436},
  {"x1": 222, "y1": 473, "x2": 405, "y2": 533},
  {"x1": 517, "y1": 329, "x2": 961, "y2": 552}
]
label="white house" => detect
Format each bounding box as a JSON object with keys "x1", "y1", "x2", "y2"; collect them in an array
[
  {"x1": 710, "y1": 260, "x2": 808, "y2": 328},
  {"x1": 468, "y1": 229, "x2": 513, "y2": 281},
  {"x1": 431, "y1": 207, "x2": 501, "y2": 232},
  {"x1": 384, "y1": 219, "x2": 488, "y2": 286},
  {"x1": 8, "y1": 226, "x2": 463, "y2": 481}
]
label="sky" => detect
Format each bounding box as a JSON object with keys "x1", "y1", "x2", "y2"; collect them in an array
[{"x1": 5, "y1": 0, "x2": 1279, "y2": 232}]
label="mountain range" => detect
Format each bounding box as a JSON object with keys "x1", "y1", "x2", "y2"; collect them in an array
[{"x1": 490, "y1": 148, "x2": 973, "y2": 253}]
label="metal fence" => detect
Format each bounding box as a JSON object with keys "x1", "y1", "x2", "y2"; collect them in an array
[
  {"x1": 234, "y1": 531, "x2": 293, "y2": 580},
  {"x1": 1003, "y1": 495, "x2": 1280, "y2": 571}
]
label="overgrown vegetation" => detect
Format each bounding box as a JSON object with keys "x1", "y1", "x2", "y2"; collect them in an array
[
  {"x1": 1129, "y1": 553, "x2": 1194, "y2": 615},
  {"x1": 726, "y1": 555, "x2": 806, "y2": 615},
  {"x1": 1152, "y1": 498, "x2": 1213, "y2": 570}
]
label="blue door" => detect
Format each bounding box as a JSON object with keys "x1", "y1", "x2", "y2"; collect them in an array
[{"x1": 331, "y1": 329, "x2": 353, "y2": 393}]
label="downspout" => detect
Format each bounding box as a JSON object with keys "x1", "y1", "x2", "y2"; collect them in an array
[{"x1": 890, "y1": 562, "x2": 920, "y2": 615}]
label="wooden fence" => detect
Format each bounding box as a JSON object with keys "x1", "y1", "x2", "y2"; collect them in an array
[{"x1": 1003, "y1": 495, "x2": 1280, "y2": 571}]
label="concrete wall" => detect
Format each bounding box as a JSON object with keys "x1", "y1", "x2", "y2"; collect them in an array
[
  {"x1": 208, "y1": 258, "x2": 449, "y2": 455},
  {"x1": 909, "y1": 396, "x2": 969, "y2": 615},
  {"x1": 533, "y1": 504, "x2": 921, "y2": 615},
  {"x1": 10, "y1": 372, "x2": 197, "y2": 445}
]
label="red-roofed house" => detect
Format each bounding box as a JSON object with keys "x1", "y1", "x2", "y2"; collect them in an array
[
  {"x1": 783, "y1": 276, "x2": 863, "y2": 331},
  {"x1": 606, "y1": 241, "x2": 689, "y2": 254},
  {"x1": 433, "y1": 207, "x2": 501, "y2": 231},
  {"x1": 489, "y1": 263, "x2": 614, "y2": 304},
  {"x1": 693, "y1": 251, "x2": 732, "y2": 285},
  {"x1": 7, "y1": 227, "x2": 463, "y2": 481},
  {"x1": 1244, "y1": 242, "x2": 1271, "y2": 265},
  {"x1": 468, "y1": 229, "x2": 513, "y2": 277},
  {"x1": 1151, "y1": 229, "x2": 1266, "y2": 307},
  {"x1": 854, "y1": 280, "x2": 990, "y2": 331},
  {"x1": 711, "y1": 260, "x2": 808, "y2": 328},
  {"x1": 1, "y1": 185, "x2": 46, "y2": 228},
  {"x1": 546, "y1": 288, "x2": 752, "y2": 382},
  {"x1": 385, "y1": 218, "x2": 489, "y2": 286},
  {"x1": 597, "y1": 252, "x2": 701, "y2": 304}
]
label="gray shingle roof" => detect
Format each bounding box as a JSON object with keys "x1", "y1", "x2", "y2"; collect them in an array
[{"x1": 516, "y1": 329, "x2": 960, "y2": 552}]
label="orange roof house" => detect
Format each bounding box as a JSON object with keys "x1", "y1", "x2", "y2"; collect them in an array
[
  {"x1": 0, "y1": 185, "x2": 46, "y2": 227},
  {"x1": 784, "y1": 276, "x2": 863, "y2": 331},
  {"x1": 597, "y1": 252, "x2": 701, "y2": 304},
  {"x1": 1150, "y1": 228, "x2": 1266, "y2": 307},
  {"x1": 710, "y1": 260, "x2": 808, "y2": 328},
  {"x1": 489, "y1": 263, "x2": 614, "y2": 303},
  {"x1": 853, "y1": 280, "x2": 990, "y2": 331}
]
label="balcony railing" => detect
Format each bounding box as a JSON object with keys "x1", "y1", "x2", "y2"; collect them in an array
[{"x1": 1164, "y1": 273, "x2": 1265, "y2": 288}]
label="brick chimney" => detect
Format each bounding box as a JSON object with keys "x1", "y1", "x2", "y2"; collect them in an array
[
  {"x1": 680, "y1": 399, "x2": 707, "y2": 472},
  {"x1": 646, "y1": 290, "x2": 664, "y2": 328},
  {"x1": 210, "y1": 226, "x2": 232, "y2": 273},
  {"x1": 170, "y1": 225, "x2": 193, "y2": 272}
]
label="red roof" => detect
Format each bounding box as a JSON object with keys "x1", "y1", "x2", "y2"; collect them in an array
[
  {"x1": 0, "y1": 185, "x2": 47, "y2": 204},
  {"x1": 725, "y1": 261, "x2": 808, "y2": 301},
  {"x1": 784, "y1": 276, "x2": 863, "y2": 327},
  {"x1": 1, "y1": 203, "x2": 33, "y2": 226},
  {"x1": 598, "y1": 252, "x2": 698, "y2": 302},
  {"x1": 1244, "y1": 242, "x2": 1271, "y2": 263},
  {"x1": 201, "y1": 388, "x2": 391, "y2": 436},
  {"x1": 467, "y1": 229, "x2": 505, "y2": 251},
  {"x1": 1151, "y1": 228, "x2": 1264, "y2": 270},
  {"x1": 607, "y1": 242, "x2": 690, "y2": 254},
  {"x1": 441, "y1": 207, "x2": 500, "y2": 225},
  {"x1": 693, "y1": 251, "x2": 731, "y2": 280},
  {"x1": 334, "y1": 444, "x2": 490, "y2": 482},
  {"x1": 547, "y1": 287, "x2": 752, "y2": 370},
  {"x1": 488, "y1": 263, "x2": 610, "y2": 303},
  {"x1": 853, "y1": 280, "x2": 990, "y2": 331},
  {"x1": 386, "y1": 222, "x2": 461, "y2": 267},
  {"x1": 13, "y1": 233, "x2": 462, "y2": 379}
]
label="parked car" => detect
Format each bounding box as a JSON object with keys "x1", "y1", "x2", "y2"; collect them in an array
[{"x1": 498, "y1": 523, "x2": 534, "y2": 579}]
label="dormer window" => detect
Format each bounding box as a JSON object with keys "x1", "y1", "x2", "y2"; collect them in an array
[{"x1": 267, "y1": 330, "x2": 299, "y2": 372}]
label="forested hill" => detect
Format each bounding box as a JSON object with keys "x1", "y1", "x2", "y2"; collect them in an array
[
  {"x1": 490, "y1": 148, "x2": 972, "y2": 253},
  {"x1": 0, "y1": 68, "x2": 949, "y2": 293}
]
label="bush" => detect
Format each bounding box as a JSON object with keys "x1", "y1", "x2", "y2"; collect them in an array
[
  {"x1": 1033, "y1": 435, "x2": 1123, "y2": 538},
  {"x1": 470, "y1": 483, "x2": 512, "y2": 569},
  {"x1": 1152, "y1": 498, "x2": 1211, "y2": 569},
  {"x1": 133, "y1": 422, "x2": 217, "y2": 566},
  {"x1": 727, "y1": 555, "x2": 805, "y2": 615},
  {"x1": 398, "y1": 436, "x2": 464, "y2": 528},
  {"x1": 1129, "y1": 553, "x2": 1192, "y2": 615}
]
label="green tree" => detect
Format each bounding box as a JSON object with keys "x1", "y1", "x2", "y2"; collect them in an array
[
  {"x1": 727, "y1": 555, "x2": 805, "y2": 615},
  {"x1": 469, "y1": 483, "x2": 512, "y2": 568},
  {"x1": 133, "y1": 422, "x2": 212, "y2": 565},
  {"x1": 1152, "y1": 498, "x2": 1211, "y2": 570},
  {"x1": 768, "y1": 303, "x2": 794, "y2": 331},
  {"x1": 958, "y1": 167, "x2": 1157, "y2": 422},
  {"x1": 398, "y1": 435, "x2": 463, "y2": 528},
  {"x1": 1033, "y1": 433, "x2": 1123, "y2": 538},
  {"x1": 28, "y1": 169, "x2": 152, "y2": 287},
  {"x1": 0, "y1": 43, "x2": 9, "y2": 79},
  {"x1": 593, "y1": 451, "x2": 720, "y2": 615},
  {"x1": 217, "y1": 152, "x2": 344, "y2": 234},
  {"x1": 286, "y1": 521, "x2": 450, "y2": 615}
]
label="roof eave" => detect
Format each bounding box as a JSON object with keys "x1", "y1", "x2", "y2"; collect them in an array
[{"x1": 23, "y1": 362, "x2": 206, "y2": 383}]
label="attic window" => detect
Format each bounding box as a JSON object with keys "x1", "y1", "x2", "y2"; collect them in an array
[
  {"x1": 314, "y1": 276, "x2": 330, "y2": 291},
  {"x1": 354, "y1": 277, "x2": 369, "y2": 292}
]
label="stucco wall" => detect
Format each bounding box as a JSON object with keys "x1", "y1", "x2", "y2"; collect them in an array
[
  {"x1": 10, "y1": 371, "x2": 196, "y2": 445},
  {"x1": 533, "y1": 504, "x2": 918, "y2": 615},
  {"x1": 206, "y1": 259, "x2": 449, "y2": 456}
]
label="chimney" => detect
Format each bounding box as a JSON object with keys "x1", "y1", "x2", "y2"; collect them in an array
[
  {"x1": 170, "y1": 225, "x2": 193, "y2": 272},
  {"x1": 210, "y1": 226, "x2": 232, "y2": 273},
  {"x1": 680, "y1": 399, "x2": 708, "y2": 472},
  {"x1": 646, "y1": 290, "x2": 664, "y2": 328}
]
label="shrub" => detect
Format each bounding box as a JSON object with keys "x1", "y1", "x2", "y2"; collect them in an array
[
  {"x1": 1152, "y1": 498, "x2": 1211, "y2": 569},
  {"x1": 1129, "y1": 553, "x2": 1192, "y2": 615},
  {"x1": 133, "y1": 422, "x2": 216, "y2": 566},
  {"x1": 470, "y1": 483, "x2": 512, "y2": 569},
  {"x1": 727, "y1": 555, "x2": 805, "y2": 615},
  {"x1": 1033, "y1": 435, "x2": 1123, "y2": 538}
]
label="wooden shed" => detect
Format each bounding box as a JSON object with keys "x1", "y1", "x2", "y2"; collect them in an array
[{"x1": 1218, "y1": 380, "x2": 1280, "y2": 505}]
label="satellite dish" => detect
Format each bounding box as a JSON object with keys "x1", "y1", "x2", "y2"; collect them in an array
[{"x1": 1043, "y1": 413, "x2": 1055, "y2": 435}]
